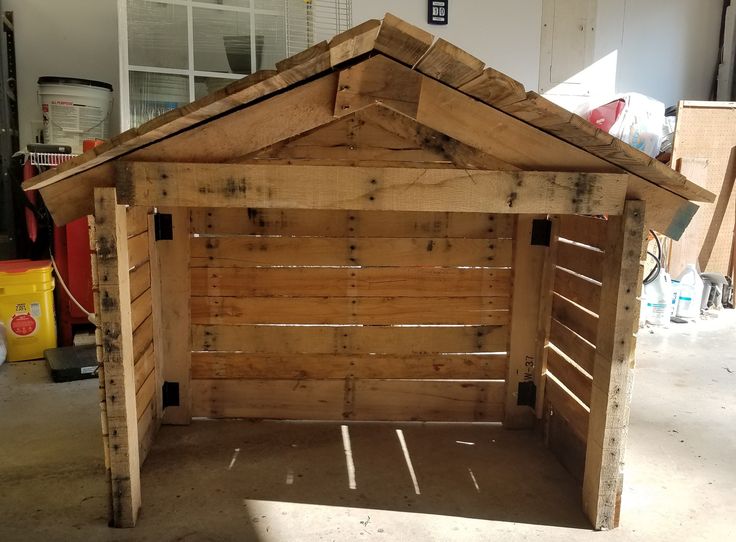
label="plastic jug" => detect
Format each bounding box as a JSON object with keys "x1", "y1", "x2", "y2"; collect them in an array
[
  {"x1": 645, "y1": 271, "x2": 673, "y2": 326},
  {"x1": 675, "y1": 264, "x2": 704, "y2": 318}
]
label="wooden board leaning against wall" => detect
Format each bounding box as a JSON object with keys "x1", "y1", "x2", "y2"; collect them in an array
[{"x1": 669, "y1": 101, "x2": 736, "y2": 276}]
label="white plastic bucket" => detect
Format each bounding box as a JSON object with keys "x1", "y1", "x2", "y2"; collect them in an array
[{"x1": 38, "y1": 77, "x2": 113, "y2": 153}]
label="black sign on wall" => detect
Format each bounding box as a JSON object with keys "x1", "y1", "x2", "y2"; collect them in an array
[{"x1": 428, "y1": 0, "x2": 448, "y2": 25}]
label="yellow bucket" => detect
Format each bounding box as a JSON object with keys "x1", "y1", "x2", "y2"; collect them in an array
[{"x1": 0, "y1": 260, "x2": 57, "y2": 361}]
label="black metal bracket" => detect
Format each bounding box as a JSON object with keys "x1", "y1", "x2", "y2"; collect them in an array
[
  {"x1": 517, "y1": 381, "x2": 537, "y2": 408},
  {"x1": 162, "y1": 381, "x2": 180, "y2": 409},
  {"x1": 154, "y1": 213, "x2": 173, "y2": 241},
  {"x1": 530, "y1": 218, "x2": 552, "y2": 246}
]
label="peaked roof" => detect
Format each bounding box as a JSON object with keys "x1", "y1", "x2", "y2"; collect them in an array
[{"x1": 26, "y1": 13, "x2": 714, "y2": 235}]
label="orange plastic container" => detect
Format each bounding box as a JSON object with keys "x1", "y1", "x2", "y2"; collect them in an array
[{"x1": 0, "y1": 260, "x2": 57, "y2": 361}]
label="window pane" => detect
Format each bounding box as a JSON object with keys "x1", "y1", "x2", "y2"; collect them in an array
[
  {"x1": 194, "y1": 76, "x2": 235, "y2": 100},
  {"x1": 193, "y1": 7, "x2": 253, "y2": 74},
  {"x1": 127, "y1": 0, "x2": 188, "y2": 69},
  {"x1": 129, "y1": 71, "x2": 189, "y2": 128},
  {"x1": 255, "y1": 13, "x2": 287, "y2": 70}
]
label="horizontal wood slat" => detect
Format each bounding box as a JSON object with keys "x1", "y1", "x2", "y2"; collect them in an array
[
  {"x1": 192, "y1": 379, "x2": 345, "y2": 419},
  {"x1": 548, "y1": 318, "x2": 596, "y2": 376},
  {"x1": 545, "y1": 375, "x2": 589, "y2": 441},
  {"x1": 117, "y1": 162, "x2": 628, "y2": 216},
  {"x1": 554, "y1": 267, "x2": 601, "y2": 314},
  {"x1": 133, "y1": 314, "x2": 153, "y2": 362},
  {"x1": 191, "y1": 352, "x2": 507, "y2": 380},
  {"x1": 136, "y1": 368, "x2": 156, "y2": 421},
  {"x1": 192, "y1": 324, "x2": 508, "y2": 354},
  {"x1": 191, "y1": 296, "x2": 510, "y2": 325},
  {"x1": 546, "y1": 347, "x2": 592, "y2": 406},
  {"x1": 191, "y1": 379, "x2": 504, "y2": 421},
  {"x1": 126, "y1": 206, "x2": 150, "y2": 239},
  {"x1": 127, "y1": 230, "x2": 149, "y2": 270},
  {"x1": 556, "y1": 241, "x2": 604, "y2": 283},
  {"x1": 129, "y1": 261, "x2": 151, "y2": 303},
  {"x1": 351, "y1": 380, "x2": 504, "y2": 421},
  {"x1": 131, "y1": 288, "x2": 152, "y2": 333},
  {"x1": 134, "y1": 343, "x2": 155, "y2": 392},
  {"x1": 190, "y1": 236, "x2": 513, "y2": 268},
  {"x1": 191, "y1": 267, "x2": 511, "y2": 298},
  {"x1": 190, "y1": 208, "x2": 515, "y2": 239},
  {"x1": 551, "y1": 294, "x2": 598, "y2": 345},
  {"x1": 558, "y1": 215, "x2": 608, "y2": 250},
  {"x1": 137, "y1": 397, "x2": 158, "y2": 465}
]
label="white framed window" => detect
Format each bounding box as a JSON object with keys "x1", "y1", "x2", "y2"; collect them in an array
[{"x1": 118, "y1": 0, "x2": 351, "y2": 130}]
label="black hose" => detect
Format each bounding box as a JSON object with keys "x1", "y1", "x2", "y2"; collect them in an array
[{"x1": 643, "y1": 230, "x2": 664, "y2": 285}]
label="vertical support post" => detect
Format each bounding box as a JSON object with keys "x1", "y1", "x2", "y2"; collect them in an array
[
  {"x1": 149, "y1": 207, "x2": 191, "y2": 425},
  {"x1": 534, "y1": 215, "x2": 560, "y2": 419},
  {"x1": 505, "y1": 215, "x2": 550, "y2": 428},
  {"x1": 583, "y1": 200, "x2": 646, "y2": 530},
  {"x1": 93, "y1": 187, "x2": 141, "y2": 527}
]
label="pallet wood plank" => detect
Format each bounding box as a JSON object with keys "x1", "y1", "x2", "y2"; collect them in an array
[
  {"x1": 190, "y1": 208, "x2": 516, "y2": 238},
  {"x1": 328, "y1": 18, "x2": 381, "y2": 67},
  {"x1": 190, "y1": 267, "x2": 512, "y2": 298},
  {"x1": 458, "y1": 67, "x2": 527, "y2": 107},
  {"x1": 556, "y1": 241, "x2": 604, "y2": 283},
  {"x1": 93, "y1": 187, "x2": 140, "y2": 527},
  {"x1": 558, "y1": 215, "x2": 608, "y2": 250},
  {"x1": 374, "y1": 13, "x2": 434, "y2": 66},
  {"x1": 548, "y1": 318, "x2": 596, "y2": 376},
  {"x1": 134, "y1": 343, "x2": 155, "y2": 391},
  {"x1": 126, "y1": 206, "x2": 149, "y2": 239},
  {"x1": 416, "y1": 75, "x2": 617, "y2": 173},
  {"x1": 118, "y1": 162, "x2": 628, "y2": 216},
  {"x1": 583, "y1": 201, "x2": 646, "y2": 530},
  {"x1": 351, "y1": 380, "x2": 505, "y2": 422},
  {"x1": 127, "y1": 231, "x2": 149, "y2": 270},
  {"x1": 130, "y1": 288, "x2": 152, "y2": 334},
  {"x1": 191, "y1": 379, "x2": 345, "y2": 419},
  {"x1": 190, "y1": 236, "x2": 513, "y2": 268},
  {"x1": 136, "y1": 397, "x2": 158, "y2": 465},
  {"x1": 415, "y1": 38, "x2": 485, "y2": 87},
  {"x1": 149, "y1": 208, "x2": 191, "y2": 425},
  {"x1": 505, "y1": 215, "x2": 548, "y2": 428},
  {"x1": 546, "y1": 374, "x2": 590, "y2": 442},
  {"x1": 551, "y1": 293, "x2": 599, "y2": 345},
  {"x1": 129, "y1": 261, "x2": 151, "y2": 303},
  {"x1": 132, "y1": 314, "x2": 153, "y2": 363},
  {"x1": 190, "y1": 296, "x2": 510, "y2": 326},
  {"x1": 191, "y1": 352, "x2": 507, "y2": 380},
  {"x1": 135, "y1": 368, "x2": 156, "y2": 422},
  {"x1": 534, "y1": 216, "x2": 561, "y2": 418},
  {"x1": 191, "y1": 324, "x2": 509, "y2": 354},
  {"x1": 546, "y1": 347, "x2": 593, "y2": 406},
  {"x1": 335, "y1": 54, "x2": 422, "y2": 117},
  {"x1": 554, "y1": 267, "x2": 601, "y2": 314}
]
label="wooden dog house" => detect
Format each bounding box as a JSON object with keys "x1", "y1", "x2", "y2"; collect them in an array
[{"x1": 25, "y1": 14, "x2": 713, "y2": 531}]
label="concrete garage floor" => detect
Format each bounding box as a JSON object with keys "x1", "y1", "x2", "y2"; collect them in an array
[{"x1": 1, "y1": 313, "x2": 735, "y2": 541}]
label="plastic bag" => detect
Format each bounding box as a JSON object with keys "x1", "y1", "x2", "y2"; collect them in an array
[{"x1": 583, "y1": 93, "x2": 665, "y2": 158}]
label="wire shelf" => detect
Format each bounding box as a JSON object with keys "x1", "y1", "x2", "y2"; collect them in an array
[{"x1": 29, "y1": 152, "x2": 78, "y2": 168}]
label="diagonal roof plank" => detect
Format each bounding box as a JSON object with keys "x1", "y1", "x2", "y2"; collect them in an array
[{"x1": 25, "y1": 12, "x2": 713, "y2": 235}]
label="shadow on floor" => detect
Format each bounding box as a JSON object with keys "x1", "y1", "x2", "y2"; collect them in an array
[{"x1": 139, "y1": 420, "x2": 590, "y2": 532}]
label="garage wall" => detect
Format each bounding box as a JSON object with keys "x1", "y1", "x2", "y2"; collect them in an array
[
  {"x1": 355, "y1": 0, "x2": 722, "y2": 108},
  {"x1": 352, "y1": 0, "x2": 543, "y2": 90},
  {"x1": 4, "y1": 0, "x2": 120, "y2": 149}
]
